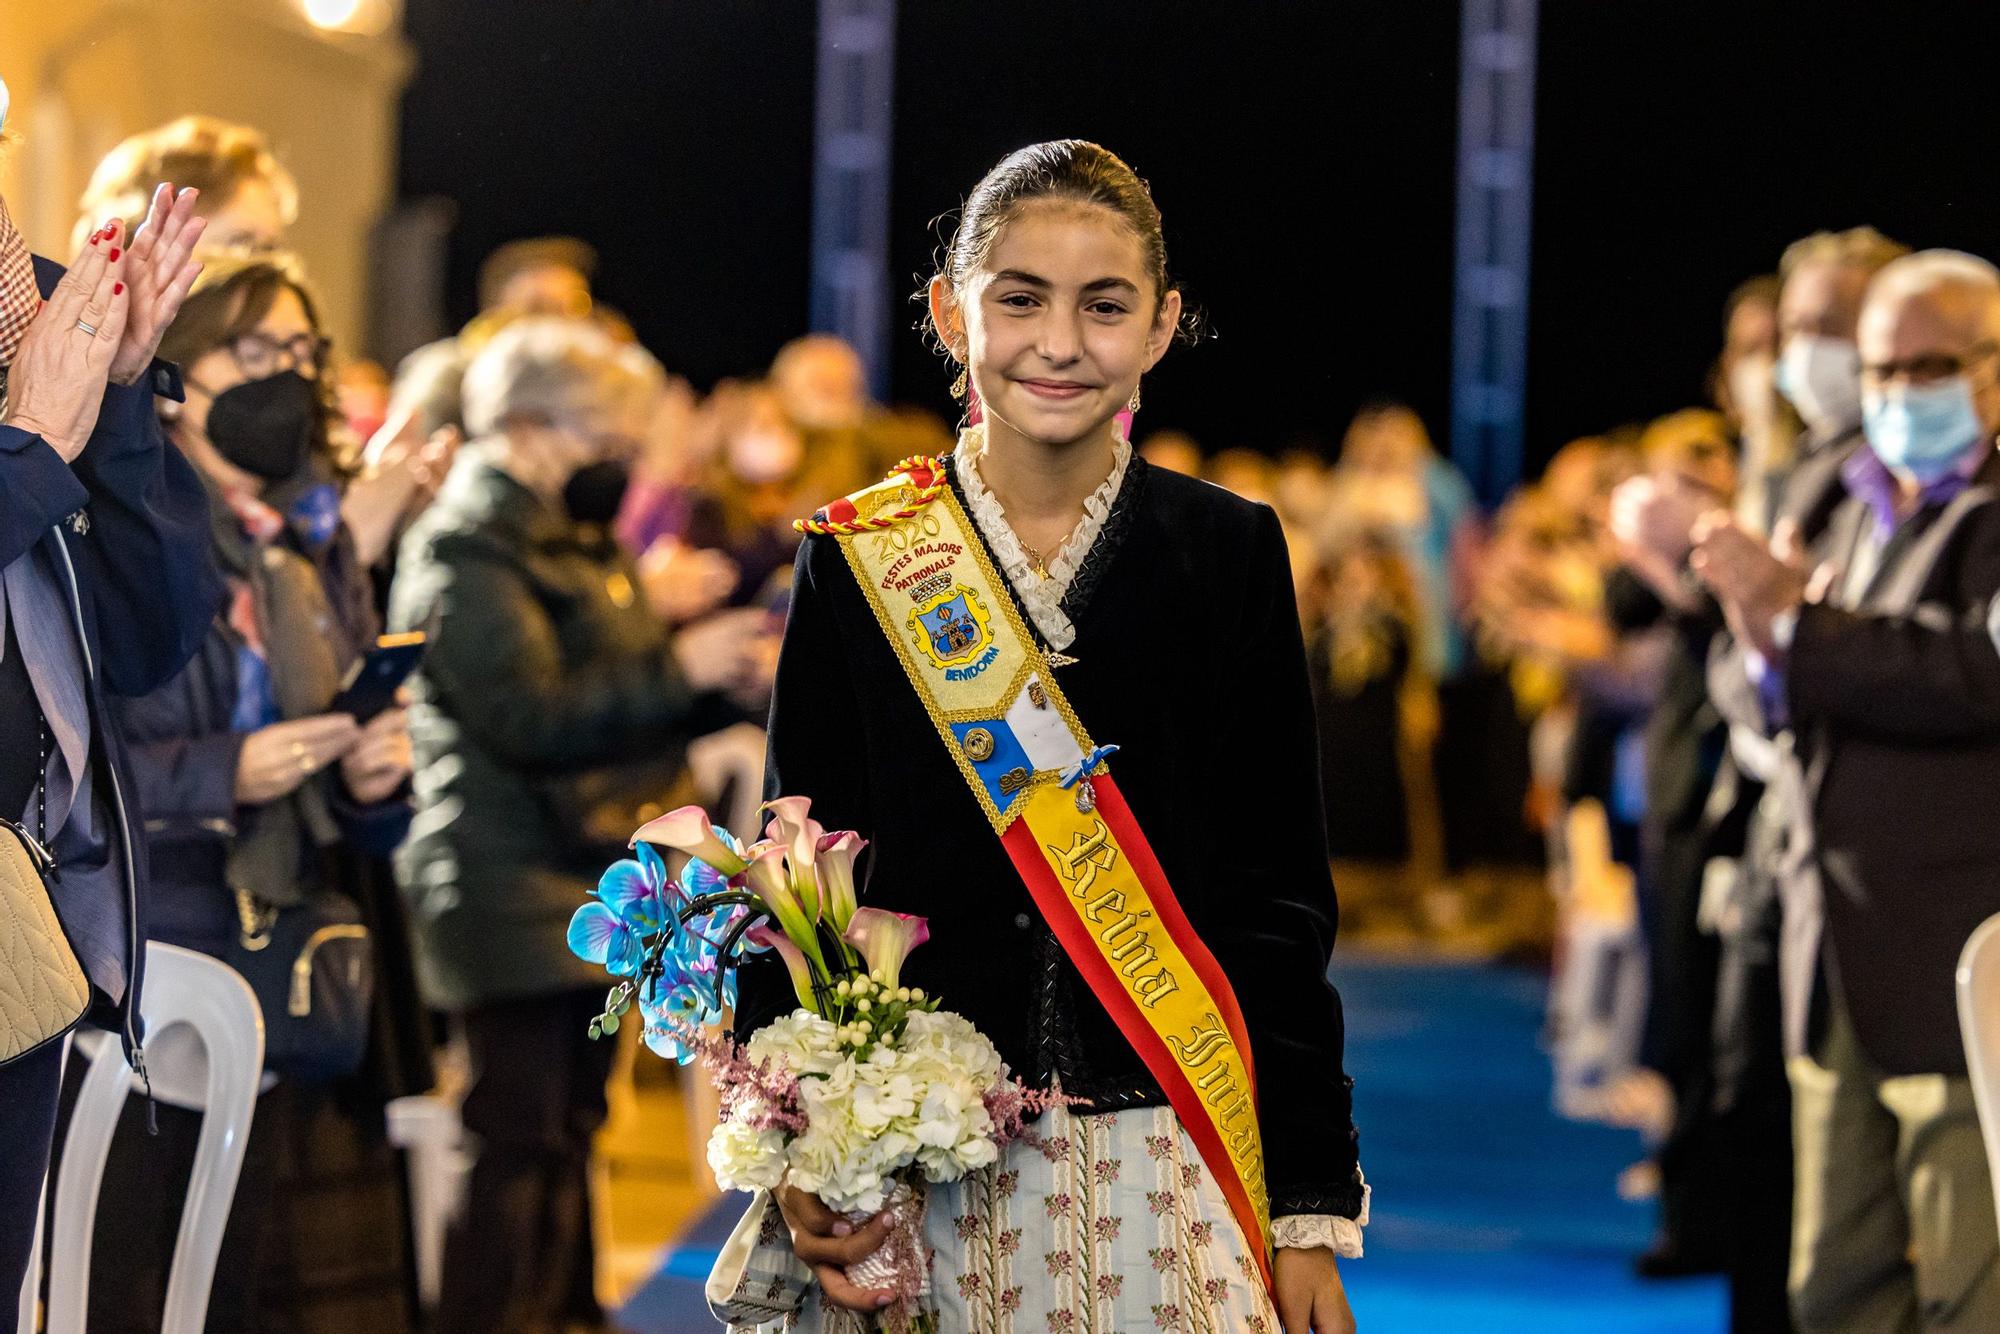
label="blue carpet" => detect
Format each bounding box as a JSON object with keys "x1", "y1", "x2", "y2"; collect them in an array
[{"x1": 619, "y1": 954, "x2": 1727, "y2": 1332}]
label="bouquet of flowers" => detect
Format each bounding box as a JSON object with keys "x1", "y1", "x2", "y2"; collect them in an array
[{"x1": 567, "y1": 796, "x2": 1059, "y2": 1332}]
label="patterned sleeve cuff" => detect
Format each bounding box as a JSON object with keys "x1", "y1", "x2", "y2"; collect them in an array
[{"x1": 1272, "y1": 1169, "x2": 1369, "y2": 1259}]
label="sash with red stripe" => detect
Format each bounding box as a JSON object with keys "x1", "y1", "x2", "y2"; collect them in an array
[{"x1": 805, "y1": 454, "x2": 1275, "y2": 1293}]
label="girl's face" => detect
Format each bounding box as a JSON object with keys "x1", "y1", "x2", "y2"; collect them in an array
[{"x1": 935, "y1": 201, "x2": 1181, "y2": 449}]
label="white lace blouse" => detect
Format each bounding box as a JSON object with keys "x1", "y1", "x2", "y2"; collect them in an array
[{"x1": 951, "y1": 423, "x2": 1131, "y2": 653}]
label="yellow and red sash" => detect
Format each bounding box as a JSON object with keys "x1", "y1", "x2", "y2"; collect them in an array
[{"x1": 801, "y1": 457, "x2": 1274, "y2": 1292}]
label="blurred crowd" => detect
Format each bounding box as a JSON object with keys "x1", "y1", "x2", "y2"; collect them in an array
[
  {"x1": 18, "y1": 114, "x2": 963, "y2": 1334},
  {"x1": 14, "y1": 111, "x2": 2000, "y2": 1334},
  {"x1": 1179, "y1": 224, "x2": 2000, "y2": 1334}
]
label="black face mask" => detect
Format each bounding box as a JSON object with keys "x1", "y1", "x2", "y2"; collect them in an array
[
  {"x1": 562, "y1": 459, "x2": 631, "y2": 525},
  {"x1": 205, "y1": 369, "x2": 319, "y2": 481}
]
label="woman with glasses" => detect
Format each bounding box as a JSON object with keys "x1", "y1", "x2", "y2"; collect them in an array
[{"x1": 50, "y1": 252, "x2": 428, "y2": 1332}]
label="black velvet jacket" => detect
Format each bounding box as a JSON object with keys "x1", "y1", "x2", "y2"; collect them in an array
[{"x1": 738, "y1": 454, "x2": 1364, "y2": 1220}]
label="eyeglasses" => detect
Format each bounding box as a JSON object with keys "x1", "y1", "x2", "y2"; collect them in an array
[
  {"x1": 1861, "y1": 340, "x2": 1998, "y2": 388},
  {"x1": 229, "y1": 331, "x2": 328, "y2": 379}
]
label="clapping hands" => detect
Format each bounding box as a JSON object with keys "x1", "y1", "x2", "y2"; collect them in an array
[
  {"x1": 0, "y1": 183, "x2": 206, "y2": 463},
  {"x1": 2, "y1": 221, "x2": 132, "y2": 461},
  {"x1": 1690, "y1": 512, "x2": 1811, "y2": 660},
  {"x1": 108, "y1": 184, "x2": 207, "y2": 387}
]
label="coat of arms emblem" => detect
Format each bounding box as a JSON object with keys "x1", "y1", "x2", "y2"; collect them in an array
[{"x1": 907, "y1": 585, "x2": 994, "y2": 669}]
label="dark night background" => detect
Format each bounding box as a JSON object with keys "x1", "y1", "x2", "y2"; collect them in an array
[{"x1": 398, "y1": 0, "x2": 2000, "y2": 487}]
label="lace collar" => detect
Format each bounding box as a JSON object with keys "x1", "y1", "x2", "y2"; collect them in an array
[{"x1": 952, "y1": 424, "x2": 1131, "y2": 651}]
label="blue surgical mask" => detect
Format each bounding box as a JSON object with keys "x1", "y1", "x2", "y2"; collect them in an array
[{"x1": 1863, "y1": 377, "x2": 1988, "y2": 483}]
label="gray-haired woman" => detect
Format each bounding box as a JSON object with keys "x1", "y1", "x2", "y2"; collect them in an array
[{"x1": 390, "y1": 318, "x2": 774, "y2": 1333}]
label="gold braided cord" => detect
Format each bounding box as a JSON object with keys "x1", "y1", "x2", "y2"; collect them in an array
[{"x1": 792, "y1": 455, "x2": 947, "y2": 536}]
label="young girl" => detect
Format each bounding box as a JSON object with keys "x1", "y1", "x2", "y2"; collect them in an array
[{"x1": 741, "y1": 140, "x2": 1364, "y2": 1332}]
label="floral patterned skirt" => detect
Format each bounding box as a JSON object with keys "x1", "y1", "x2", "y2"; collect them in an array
[{"x1": 794, "y1": 1104, "x2": 1280, "y2": 1334}]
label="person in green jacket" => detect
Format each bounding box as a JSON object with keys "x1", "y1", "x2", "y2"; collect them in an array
[{"x1": 388, "y1": 317, "x2": 773, "y2": 1334}]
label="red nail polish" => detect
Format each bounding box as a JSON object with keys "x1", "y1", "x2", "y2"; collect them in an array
[
  {"x1": 109, "y1": 248, "x2": 120, "y2": 262},
  {"x1": 114, "y1": 282, "x2": 125, "y2": 296}
]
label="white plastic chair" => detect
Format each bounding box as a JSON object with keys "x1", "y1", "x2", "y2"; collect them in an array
[
  {"x1": 1957, "y1": 913, "x2": 2000, "y2": 1222},
  {"x1": 17, "y1": 942, "x2": 265, "y2": 1334},
  {"x1": 384, "y1": 1093, "x2": 471, "y2": 1311},
  {"x1": 16, "y1": 1037, "x2": 67, "y2": 1334}
]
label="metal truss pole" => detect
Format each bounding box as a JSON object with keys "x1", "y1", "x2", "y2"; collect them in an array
[
  {"x1": 809, "y1": 0, "x2": 898, "y2": 398},
  {"x1": 1449, "y1": 0, "x2": 1539, "y2": 506}
]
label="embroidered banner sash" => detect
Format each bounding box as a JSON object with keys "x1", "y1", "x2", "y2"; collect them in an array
[{"x1": 804, "y1": 457, "x2": 1274, "y2": 1291}]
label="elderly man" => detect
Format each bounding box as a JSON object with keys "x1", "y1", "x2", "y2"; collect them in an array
[
  {"x1": 0, "y1": 92, "x2": 219, "y2": 1294},
  {"x1": 1696, "y1": 250, "x2": 2000, "y2": 1333}
]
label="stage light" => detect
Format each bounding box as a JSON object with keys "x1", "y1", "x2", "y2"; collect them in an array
[
  {"x1": 300, "y1": 0, "x2": 397, "y2": 36},
  {"x1": 304, "y1": 0, "x2": 363, "y2": 28}
]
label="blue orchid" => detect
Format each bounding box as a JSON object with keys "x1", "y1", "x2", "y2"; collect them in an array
[
  {"x1": 643, "y1": 1024, "x2": 696, "y2": 1063},
  {"x1": 597, "y1": 842, "x2": 677, "y2": 933},
  {"x1": 574, "y1": 810, "x2": 783, "y2": 1059},
  {"x1": 679, "y1": 832, "x2": 738, "y2": 901},
  {"x1": 660, "y1": 900, "x2": 751, "y2": 1011},
  {"x1": 722, "y1": 901, "x2": 770, "y2": 953},
  {"x1": 566, "y1": 901, "x2": 646, "y2": 977},
  {"x1": 635, "y1": 955, "x2": 721, "y2": 1064}
]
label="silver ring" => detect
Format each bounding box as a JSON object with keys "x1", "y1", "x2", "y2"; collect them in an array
[{"x1": 74, "y1": 320, "x2": 98, "y2": 337}]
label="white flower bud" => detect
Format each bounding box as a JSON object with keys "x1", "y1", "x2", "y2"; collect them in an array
[{"x1": 856, "y1": 998, "x2": 873, "y2": 1014}]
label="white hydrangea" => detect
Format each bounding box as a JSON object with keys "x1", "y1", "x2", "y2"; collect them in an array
[
  {"x1": 706, "y1": 1006, "x2": 1014, "y2": 1214},
  {"x1": 706, "y1": 1115, "x2": 787, "y2": 1193}
]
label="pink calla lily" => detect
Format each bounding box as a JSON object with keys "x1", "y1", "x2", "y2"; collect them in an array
[
  {"x1": 631, "y1": 805, "x2": 747, "y2": 877},
  {"x1": 744, "y1": 843, "x2": 829, "y2": 978},
  {"x1": 842, "y1": 907, "x2": 930, "y2": 990},
  {"x1": 761, "y1": 795, "x2": 815, "y2": 835},
  {"x1": 815, "y1": 831, "x2": 868, "y2": 933},
  {"x1": 762, "y1": 798, "x2": 826, "y2": 920},
  {"x1": 746, "y1": 923, "x2": 818, "y2": 1011}
]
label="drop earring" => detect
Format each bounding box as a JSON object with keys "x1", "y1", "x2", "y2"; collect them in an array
[
  {"x1": 1127, "y1": 381, "x2": 1143, "y2": 414},
  {"x1": 951, "y1": 366, "x2": 968, "y2": 401}
]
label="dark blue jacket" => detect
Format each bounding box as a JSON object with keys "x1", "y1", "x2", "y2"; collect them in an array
[
  {"x1": 115, "y1": 559, "x2": 413, "y2": 959},
  {"x1": 0, "y1": 256, "x2": 223, "y2": 1061}
]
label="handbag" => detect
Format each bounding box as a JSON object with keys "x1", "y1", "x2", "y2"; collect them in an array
[
  {"x1": 0, "y1": 723, "x2": 91, "y2": 1066},
  {"x1": 226, "y1": 886, "x2": 374, "y2": 1080}
]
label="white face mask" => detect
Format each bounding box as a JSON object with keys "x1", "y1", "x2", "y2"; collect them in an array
[
  {"x1": 727, "y1": 427, "x2": 803, "y2": 485},
  {"x1": 1774, "y1": 334, "x2": 1863, "y2": 438}
]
